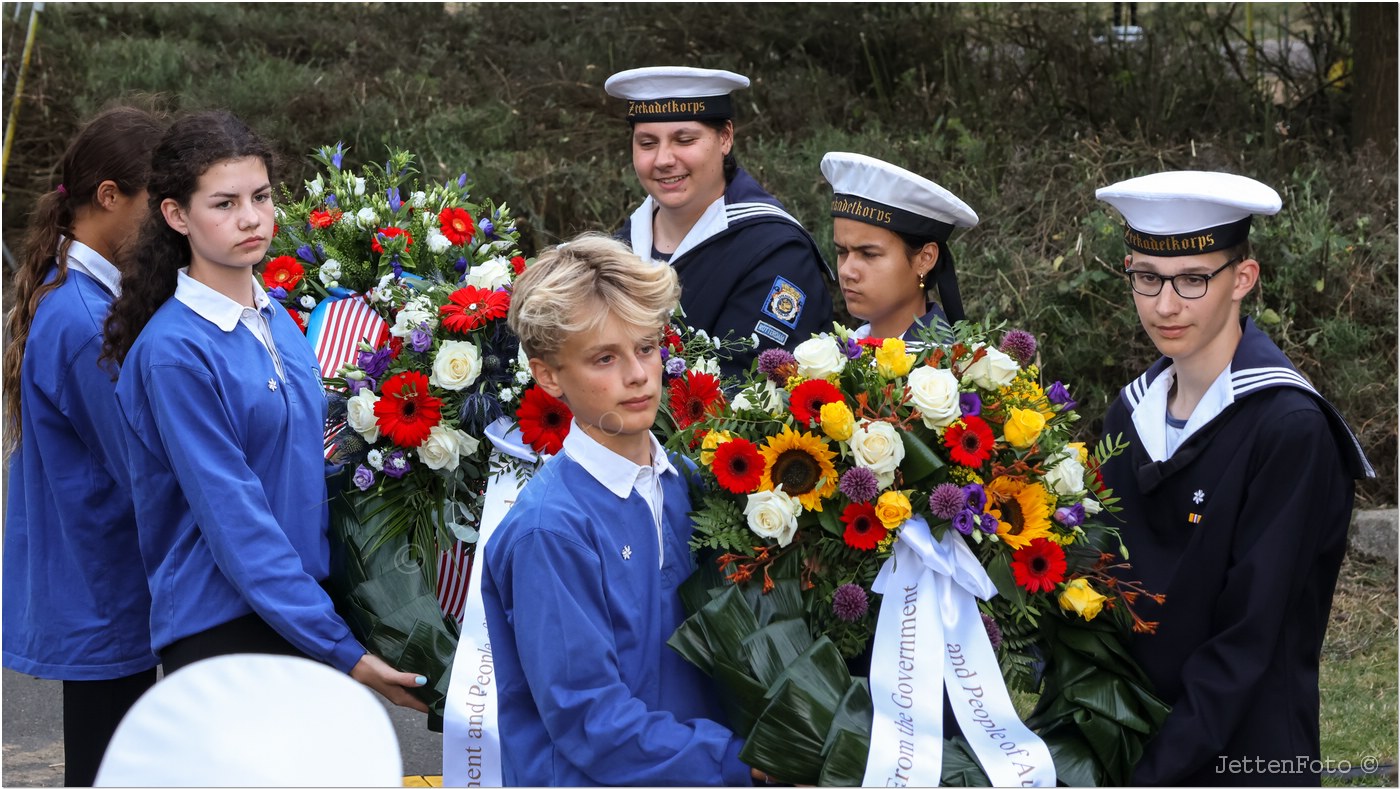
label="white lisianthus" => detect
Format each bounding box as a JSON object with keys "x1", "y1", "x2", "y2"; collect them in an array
[
  {"x1": 346, "y1": 389, "x2": 380, "y2": 443},
  {"x1": 694, "y1": 355, "x2": 721, "y2": 378},
  {"x1": 426, "y1": 229, "x2": 452, "y2": 254},
  {"x1": 417, "y1": 424, "x2": 480, "y2": 471},
  {"x1": 366, "y1": 449, "x2": 385, "y2": 471},
  {"x1": 731, "y1": 380, "x2": 784, "y2": 415},
  {"x1": 355, "y1": 206, "x2": 378, "y2": 229},
  {"x1": 1082, "y1": 497, "x2": 1103, "y2": 516},
  {"x1": 352, "y1": 176, "x2": 366, "y2": 196},
  {"x1": 1045, "y1": 446, "x2": 1088, "y2": 497},
  {"x1": 318, "y1": 259, "x2": 343, "y2": 287},
  {"x1": 961, "y1": 345, "x2": 1020, "y2": 389},
  {"x1": 306, "y1": 176, "x2": 324, "y2": 198},
  {"x1": 849, "y1": 420, "x2": 906, "y2": 489},
  {"x1": 794, "y1": 334, "x2": 846, "y2": 380},
  {"x1": 369, "y1": 274, "x2": 396, "y2": 304},
  {"x1": 339, "y1": 210, "x2": 357, "y2": 228},
  {"x1": 411, "y1": 190, "x2": 427, "y2": 208},
  {"x1": 466, "y1": 257, "x2": 512, "y2": 290},
  {"x1": 429, "y1": 340, "x2": 482, "y2": 390},
  {"x1": 299, "y1": 295, "x2": 317, "y2": 310},
  {"x1": 744, "y1": 488, "x2": 802, "y2": 547},
  {"x1": 390, "y1": 296, "x2": 436, "y2": 338},
  {"x1": 906, "y1": 366, "x2": 962, "y2": 429}
]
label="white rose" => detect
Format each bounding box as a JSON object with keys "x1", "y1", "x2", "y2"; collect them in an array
[
  {"x1": 962, "y1": 345, "x2": 1020, "y2": 389},
  {"x1": 1082, "y1": 497, "x2": 1103, "y2": 516},
  {"x1": 744, "y1": 488, "x2": 802, "y2": 547},
  {"x1": 346, "y1": 389, "x2": 380, "y2": 443},
  {"x1": 355, "y1": 206, "x2": 378, "y2": 229},
  {"x1": 390, "y1": 296, "x2": 436, "y2": 338},
  {"x1": 417, "y1": 424, "x2": 480, "y2": 471},
  {"x1": 430, "y1": 340, "x2": 482, "y2": 391},
  {"x1": 426, "y1": 230, "x2": 451, "y2": 254},
  {"x1": 318, "y1": 259, "x2": 343, "y2": 287},
  {"x1": 465, "y1": 257, "x2": 512, "y2": 290},
  {"x1": 794, "y1": 335, "x2": 846, "y2": 380},
  {"x1": 299, "y1": 295, "x2": 316, "y2": 310},
  {"x1": 352, "y1": 176, "x2": 366, "y2": 196},
  {"x1": 848, "y1": 420, "x2": 906, "y2": 489},
  {"x1": 306, "y1": 176, "x2": 324, "y2": 197},
  {"x1": 366, "y1": 449, "x2": 385, "y2": 471},
  {"x1": 1045, "y1": 446, "x2": 1088, "y2": 497},
  {"x1": 906, "y1": 366, "x2": 962, "y2": 429}
]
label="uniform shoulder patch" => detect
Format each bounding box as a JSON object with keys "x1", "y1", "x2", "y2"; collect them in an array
[{"x1": 761, "y1": 276, "x2": 806, "y2": 329}]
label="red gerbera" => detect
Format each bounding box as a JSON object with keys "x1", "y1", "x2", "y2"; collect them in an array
[
  {"x1": 440, "y1": 286, "x2": 510, "y2": 333},
  {"x1": 373, "y1": 370, "x2": 443, "y2": 447},
  {"x1": 841, "y1": 502, "x2": 889, "y2": 551},
  {"x1": 857, "y1": 336, "x2": 885, "y2": 349},
  {"x1": 1010, "y1": 538, "x2": 1068, "y2": 593},
  {"x1": 510, "y1": 255, "x2": 527, "y2": 275},
  {"x1": 662, "y1": 324, "x2": 684, "y2": 354},
  {"x1": 309, "y1": 207, "x2": 342, "y2": 229},
  {"x1": 669, "y1": 370, "x2": 724, "y2": 430},
  {"x1": 944, "y1": 415, "x2": 995, "y2": 467},
  {"x1": 712, "y1": 437, "x2": 765, "y2": 494},
  {"x1": 371, "y1": 226, "x2": 413, "y2": 254},
  {"x1": 516, "y1": 385, "x2": 572, "y2": 456},
  {"x1": 286, "y1": 307, "x2": 308, "y2": 333},
  {"x1": 438, "y1": 207, "x2": 475, "y2": 246},
  {"x1": 789, "y1": 378, "x2": 845, "y2": 427},
  {"x1": 262, "y1": 256, "x2": 305, "y2": 290}
]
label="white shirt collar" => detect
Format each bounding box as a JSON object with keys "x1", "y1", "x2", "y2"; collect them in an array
[
  {"x1": 1130, "y1": 363, "x2": 1235, "y2": 462},
  {"x1": 173, "y1": 268, "x2": 271, "y2": 332},
  {"x1": 627, "y1": 194, "x2": 728, "y2": 265},
  {"x1": 561, "y1": 419, "x2": 675, "y2": 499},
  {"x1": 61, "y1": 237, "x2": 122, "y2": 296}
]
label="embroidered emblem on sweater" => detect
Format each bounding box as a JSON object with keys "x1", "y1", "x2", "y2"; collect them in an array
[
  {"x1": 762, "y1": 276, "x2": 806, "y2": 328},
  {"x1": 621, "y1": 545, "x2": 632, "y2": 560},
  {"x1": 1192, "y1": 489, "x2": 1205, "y2": 504},
  {"x1": 268, "y1": 378, "x2": 278, "y2": 392}
]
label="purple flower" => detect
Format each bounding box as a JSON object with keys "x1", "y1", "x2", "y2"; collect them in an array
[
  {"x1": 959, "y1": 392, "x2": 982, "y2": 416},
  {"x1": 457, "y1": 173, "x2": 468, "y2": 188},
  {"x1": 665, "y1": 356, "x2": 687, "y2": 377},
  {"x1": 268, "y1": 286, "x2": 288, "y2": 302},
  {"x1": 979, "y1": 512, "x2": 1000, "y2": 535},
  {"x1": 981, "y1": 613, "x2": 1003, "y2": 650},
  {"x1": 331, "y1": 143, "x2": 345, "y2": 169},
  {"x1": 756, "y1": 348, "x2": 797, "y2": 384},
  {"x1": 454, "y1": 257, "x2": 469, "y2": 273},
  {"x1": 325, "y1": 193, "x2": 338, "y2": 208},
  {"x1": 841, "y1": 337, "x2": 863, "y2": 359},
  {"x1": 839, "y1": 467, "x2": 880, "y2": 503},
  {"x1": 409, "y1": 324, "x2": 432, "y2": 353},
  {"x1": 391, "y1": 257, "x2": 405, "y2": 278},
  {"x1": 1054, "y1": 503, "x2": 1086, "y2": 528},
  {"x1": 479, "y1": 217, "x2": 495, "y2": 238},
  {"x1": 352, "y1": 464, "x2": 375, "y2": 491},
  {"x1": 357, "y1": 346, "x2": 393, "y2": 379},
  {"x1": 951, "y1": 508, "x2": 977, "y2": 536},
  {"x1": 296, "y1": 244, "x2": 316, "y2": 264},
  {"x1": 832, "y1": 584, "x2": 869, "y2": 622},
  {"x1": 1046, "y1": 381, "x2": 1077, "y2": 411},
  {"x1": 928, "y1": 482, "x2": 967, "y2": 520},
  {"x1": 962, "y1": 483, "x2": 987, "y2": 512},
  {"x1": 387, "y1": 187, "x2": 402, "y2": 214},
  {"x1": 344, "y1": 376, "x2": 374, "y2": 395},
  {"x1": 382, "y1": 451, "x2": 410, "y2": 479},
  {"x1": 1000, "y1": 329, "x2": 1038, "y2": 365}
]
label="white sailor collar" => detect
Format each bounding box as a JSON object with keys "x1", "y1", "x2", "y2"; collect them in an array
[
  {"x1": 561, "y1": 418, "x2": 676, "y2": 499},
  {"x1": 174, "y1": 268, "x2": 272, "y2": 332},
  {"x1": 1128, "y1": 364, "x2": 1235, "y2": 462},
  {"x1": 61, "y1": 237, "x2": 122, "y2": 297},
  {"x1": 627, "y1": 195, "x2": 805, "y2": 266}
]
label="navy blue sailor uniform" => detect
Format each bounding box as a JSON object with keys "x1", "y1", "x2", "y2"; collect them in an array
[
  {"x1": 619, "y1": 167, "x2": 834, "y2": 379},
  {"x1": 1101, "y1": 317, "x2": 1373, "y2": 787}
]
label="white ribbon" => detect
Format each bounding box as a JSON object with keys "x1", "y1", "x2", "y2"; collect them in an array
[
  {"x1": 862, "y1": 517, "x2": 1056, "y2": 787},
  {"x1": 443, "y1": 418, "x2": 537, "y2": 787}
]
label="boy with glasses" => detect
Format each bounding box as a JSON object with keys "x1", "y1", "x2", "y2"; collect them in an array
[{"x1": 1095, "y1": 171, "x2": 1373, "y2": 786}]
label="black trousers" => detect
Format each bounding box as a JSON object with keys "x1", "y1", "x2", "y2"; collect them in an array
[
  {"x1": 61, "y1": 668, "x2": 158, "y2": 787},
  {"x1": 159, "y1": 613, "x2": 311, "y2": 676}
]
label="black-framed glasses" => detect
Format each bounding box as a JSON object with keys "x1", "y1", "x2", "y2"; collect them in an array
[{"x1": 1124, "y1": 256, "x2": 1244, "y2": 299}]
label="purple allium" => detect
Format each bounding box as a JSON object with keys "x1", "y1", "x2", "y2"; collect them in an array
[
  {"x1": 756, "y1": 348, "x2": 797, "y2": 385},
  {"x1": 1046, "y1": 381, "x2": 1077, "y2": 411},
  {"x1": 952, "y1": 508, "x2": 977, "y2": 536},
  {"x1": 839, "y1": 467, "x2": 880, "y2": 503},
  {"x1": 479, "y1": 217, "x2": 495, "y2": 238},
  {"x1": 962, "y1": 483, "x2": 987, "y2": 513},
  {"x1": 382, "y1": 451, "x2": 410, "y2": 479},
  {"x1": 387, "y1": 187, "x2": 402, "y2": 214},
  {"x1": 841, "y1": 337, "x2": 863, "y2": 360},
  {"x1": 665, "y1": 356, "x2": 687, "y2": 377},
  {"x1": 1000, "y1": 329, "x2": 1037, "y2": 365},
  {"x1": 1054, "y1": 503, "x2": 1086, "y2": 528},
  {"x1": 296, "y1": 244, "x2": 317, "y2": 264},
  {"x1": 324, "y1": 193, "x2": 338, "y2": 208},
  {"x1": 352, "y1": 464, "x2": 376, "y2": 491},
  {"x1": 959, "y1": 392, "x2": 982, "y2": 416},
  {"x1": 929, "y1": 482, "x2": 967, "y2": 520},
  {"x1": 981, "y1": 612, "x2": 1003, "y2": 650},
  {"x1": 409, "y1": 324, "x2": 433, "y2": 353},
  {"x1": 268, "y1": 286, "x2": 288, "y2": 302},
  {"x1": 979, "y1": 512, "x2": 1000, "y2": 535},
  {"x1": 832, "y1": 584, "x2": 870, "y2": 622},
  {"x1": 357, "y1": 346, "x2": 393, "y2": 380},
  {"x1": 344, "y1": 376, "x2": 374, "y2": 396}
]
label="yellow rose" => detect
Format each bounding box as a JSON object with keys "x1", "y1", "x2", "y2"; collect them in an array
[
  {"x1": 875, "y1": 490, "x2": 913, "y2": 529},
  {"x1": 1058, "y1": 578, "x2": 1107, "y2": 621},
  {"x1": 699, "y1": 430, "x2": 733, "y2": 466},
  {"x1": 874, "y1": 338, "x2": 915, "y2": 378},
  {"x1": 820, "y1": 401, "x2": 855, "y2": 442},
  {"x1": 1003, "y1": 406, "x2": 1047, "y2": 449}
]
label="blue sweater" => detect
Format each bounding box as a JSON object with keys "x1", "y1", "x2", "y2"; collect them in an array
[
  {"x1": 3, "y1": 268, "x2": 157, "y2": 680},
  {"x1": 115, "y1": 294, "x2": 364, "y2": 673},
  {"x1": 482, "y1": 452, "x2": 750, "y2": 786}
]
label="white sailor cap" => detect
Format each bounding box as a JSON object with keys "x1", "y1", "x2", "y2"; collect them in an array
[
  {"x1": 1096, "y1": 170, "x2": 1282, "y2": 257},
  {"x1": 820, "y1": 152, "x2": 978, "y2": 242},
  {"x1": 604, "y1": 66, "x2": 750, "y2": 122}
]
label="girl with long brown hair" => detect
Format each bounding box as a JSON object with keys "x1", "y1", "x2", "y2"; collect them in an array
[{"x1": 2, "y1": 105, "x2": 165, "y2": 787}]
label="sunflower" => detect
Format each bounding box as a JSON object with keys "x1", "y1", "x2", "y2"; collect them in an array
[
  {"x1": 712, "y1": 436, "x2": 765, "y2": 494},
  {"x1": 759, "y1": 425, "x2": 839, "y2": 511},
  {"x1": 985, "y1": 475, "x2": 1054, "y2": 550}
]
